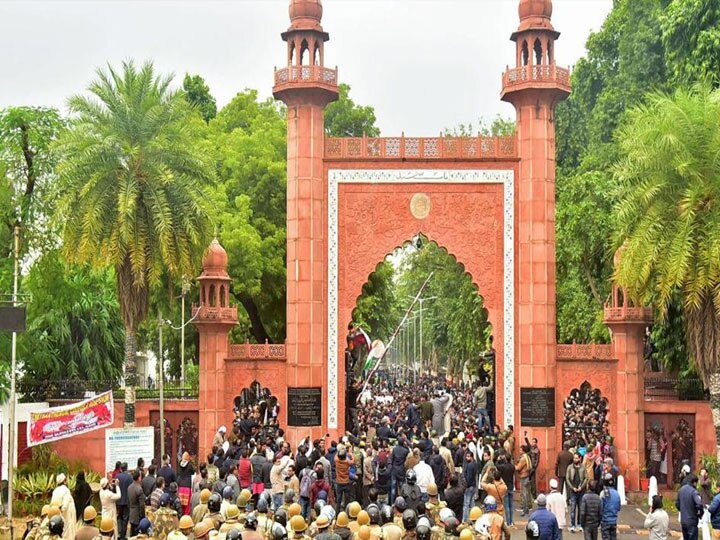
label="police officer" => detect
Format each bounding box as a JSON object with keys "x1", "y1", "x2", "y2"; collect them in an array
[{"x1": 154, "y1": 494, "x2": 180, "y2": 540}]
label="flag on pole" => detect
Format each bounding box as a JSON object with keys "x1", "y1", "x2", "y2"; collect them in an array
[{"x1": 364, "y1": 339, "x2": 386, "y2": 371}]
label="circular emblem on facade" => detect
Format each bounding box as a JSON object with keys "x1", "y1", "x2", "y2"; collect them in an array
[{"x1": 410, "y1": 193, "x2": 431, "y2": 219}]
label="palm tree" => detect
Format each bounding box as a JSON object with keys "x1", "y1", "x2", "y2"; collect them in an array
[
  {"x1": 612, "y1": 84, "x2": 720, "y2": 458},
  {"x1": 55, "y1": 61, "x2": 214, "y2": 426}
]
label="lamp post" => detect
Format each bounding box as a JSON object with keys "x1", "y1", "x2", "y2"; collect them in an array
[
  {"x1": 158, "y1": 311, "x2": 165, "y2": 460},
  {"x1": 180, "y1": 275, "x2": 191, "y2": 388},
  {"x1": 6, "y1": 224, "x2": 20, "y2": 540}
]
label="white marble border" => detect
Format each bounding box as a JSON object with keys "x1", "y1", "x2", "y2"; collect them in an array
[{"x1": 327, "y1": 169, "x2": 515, "y2": 429}]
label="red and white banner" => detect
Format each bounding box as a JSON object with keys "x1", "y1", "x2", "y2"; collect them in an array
[{"x1": 28, "y1": 391, "x2": 114, "y2": 447}]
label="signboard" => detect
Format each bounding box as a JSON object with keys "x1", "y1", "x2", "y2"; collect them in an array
[
  {"x1": 520, "y1": 387, "x2": 556, "y2": 427},
  {"x1": 287, "y1": 387, "x2": 322, "y2": 427},
  {"x1": 0, "y1": 306, "x2": 26, "y2": 332},
  {"x1": 28, "y1": 391, "x2": 114, "y2": 446},
  {"x1": 105, "y1": 427, "x2": 154, "y2": 474}
]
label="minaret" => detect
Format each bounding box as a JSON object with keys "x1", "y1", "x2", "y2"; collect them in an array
[
  {"x1": 501, "y1": 0, "x2": 570, "y2": 486},
  {"x1": 605, "y1": 248, "x2": 652, "y2": 491},
  {"x1": 273, "y1": 0, "x2": 339, "y2": 438},
  {"x1": 193, "y1": 238, "x2": 237, "y2": 458}
]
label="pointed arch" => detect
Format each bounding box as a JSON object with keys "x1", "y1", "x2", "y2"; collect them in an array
[
  {"x1": 534, "y1": 38, "x2": 543, "y2": 65},
  {"x1": 521, "y1": 40, "x2": 529, "y2": 66}
]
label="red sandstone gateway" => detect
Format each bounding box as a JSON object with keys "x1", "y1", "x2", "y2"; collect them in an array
[{"x1": 49, "y1": 0, "x2": 714, "y2": 491}]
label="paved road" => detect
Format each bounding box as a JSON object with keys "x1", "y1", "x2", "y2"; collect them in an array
[{"x1": 506, "y1": 504, "x2": 685, "y2": 539}]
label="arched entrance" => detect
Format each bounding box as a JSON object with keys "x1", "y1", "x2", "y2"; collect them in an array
[
  {"x1": 328, "y1": 168, "x2": 515, "y2": 433},
  {"x1": 345, "y1": 235, "x2": 495, "y2": 431}
]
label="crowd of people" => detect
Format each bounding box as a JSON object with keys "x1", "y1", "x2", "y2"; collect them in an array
[{"x1": 20, "y1": 371, "x2": 712, "y2": 540}]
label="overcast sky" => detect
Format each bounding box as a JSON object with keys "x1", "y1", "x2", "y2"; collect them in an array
[{"x1": 1, "y1": 1, "x2": 612, "y2": 135}]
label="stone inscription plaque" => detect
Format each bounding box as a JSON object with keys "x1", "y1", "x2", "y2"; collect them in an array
[
  {"x1": 520, "y1": 387, "x2": 555, "y2": 427},
  {"x1": 287, "y1": 387, "x2": 322, "y2": 427}
]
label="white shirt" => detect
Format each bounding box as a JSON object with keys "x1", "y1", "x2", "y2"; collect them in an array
[
  {"x1": 546, "y1": 490, "x2": 567, "y2": 528},
  {"x1": 413, "y1": 461, "x2": 435, "y2": 494}
]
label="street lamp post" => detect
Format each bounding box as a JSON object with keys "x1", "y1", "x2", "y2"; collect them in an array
[
  {"x1": 416, "y1": 296, "x2": 437, "y2": 372},
  {"x1": 180, "y1": 276, "x2": 191, "y2": 388},
  {"x1": 6, "y1": 224, "x2": 20, "y2": 540},
  {"x1": 158, "y1": 311, "x2": 165, "y2": 460}
]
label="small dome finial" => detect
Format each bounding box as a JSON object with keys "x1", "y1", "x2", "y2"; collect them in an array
[
  {"x1": 517, "y1": 0, "x2": 554, "y2": 31},
  {"x1": 202, "y1": 238, "x2": 228, "y2": 272},
  {"x1": 289, "y1": 0, "x2": 323, "y2": 29}
]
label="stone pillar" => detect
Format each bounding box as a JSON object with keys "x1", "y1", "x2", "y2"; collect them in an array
[
  {"x1": 274, "y1": 0, "x2": 339, "y2": 442},
  {"x1": 501, "y1": 0, "x2": 570, "y2": 489},
  {"x1": 604, "y1": 290, "x2": 652, "y2": 490},
  {"x1": 193, "y1": 239, "x2": 237, "y2": 459}
]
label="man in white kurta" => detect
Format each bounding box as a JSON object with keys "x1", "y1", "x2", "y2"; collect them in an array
[{"x1": 51, "y1": 473, "x2": 77, "y2": 540}]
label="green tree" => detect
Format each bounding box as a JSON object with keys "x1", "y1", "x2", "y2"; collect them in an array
[
  {"x1": 208, "y1": 85, "x2": 381, "y2": 343},
  {"x1": 209, "y1": 90, "x2": 287, "y2": 343},
  {"x1": 394, "y1": 238, "x2": 490, "y2": 377},
  {"x1": 352, "y1": 260, "x2": 398, "y2": 341},
  {"x1": 324, "y1": 84, "x2": 380, "y2": 137},
  {"x1": 612, "y1": 84, "x2": 720, "y2": 457},
  {"x1": 0, "y1": 106, "x2": 64, "y2": 399},
  {"x1": 445, "y1": 115, "x2": 516, "y2": 137},
  {"x1": 183, "y1": 74, "x2": 217, "y2": 123},
  {"x1": 661, "y1": 0, "x2": 720, "y2": 87},
  {"x1": 19, "y1": 251, "x2": 125, "y2": 393},
  {"x1": 554, "y1": 0, "x2": 668, "y2": 343},
  {"x1": 55, "y1": 61, "x2": 214, "y2": 425}
]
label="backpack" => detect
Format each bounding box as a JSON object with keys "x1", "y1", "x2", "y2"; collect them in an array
[
  {"x1": 376, "y1": 464, "x2": 391, "y2": 490},
  {"x1": 299, "y1": 468, "x2": 316, "y2": 499},
  {"x1": 213, "y1": 480, "x2": 227, "y2": 495},
  {"x1": 402, "y1": 484, "x2": 422, "y2": 511}
]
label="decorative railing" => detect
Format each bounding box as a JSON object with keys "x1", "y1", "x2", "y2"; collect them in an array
[
  {"x1": 228, "y1": 341, "x2": 287, "y2": 361},
  {"x1": 325, "y1": 135, "x2": 517, "y2": 160},
  {"x1": 17, "y1": 379, "x2": 198, "y2": 403},
  {"x1": 644, "y1": 374, "x2": 707, "y2": 401},
  {"x1": 274, "y1": 65, "x2": 338, "y2": 86},
  {"x1": 603, "y1": 305, "x2": 653, "y2": 322},
  {"x1": 502, "y1": 64, "x2": 571, "y2": 89},
  {"x1": 191, "y1": 305, "x2": 238, "y2": 321},
  {"x1": 556, "y1": 343, "x2": 614, "y2": 360}
]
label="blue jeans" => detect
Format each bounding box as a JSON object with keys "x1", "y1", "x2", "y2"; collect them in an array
[
  {"x1": 477, "y1": 408, "x2": 491, "y2": 431},
  {"x1": 504, "y1": 489, "x2": 514, "y2": 525},
  {"x1": 463, "y1": 487, "x2": 476, "y2": 523},
  {"x1": 601, "y1": 523, "x2": 617, "y2": 540},
  {"x1": 568, "y1": 491, "x2": 583, "y2": 527},
  {"x1": 335, "y1": 483, "x2": 354, "y2": 513},
  {"x1": 681, "y1": 523, "x2": 699, "y2": 540},
  {"x1": 390, "y1": 476, "x2": 403, "y2": 503},
  {"x1": 300, "y1": 496, "x2": 311, "y2": 519},
  {"x1": 272, "y1": 493, "x2": 283, "y2": 511}
]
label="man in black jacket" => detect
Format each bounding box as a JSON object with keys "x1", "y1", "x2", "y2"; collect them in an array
[
  {"x1": 676, "y1": 473, "x2": 703, "y2": 540},
  {"x1": 497, "y1": 453, "x2": 516, "y2": 526},
  {"x1": 116, "y1": 463, "x2": 133, "y2": 540},
  {"x1": 128, "y1": 470, "x2": 146, "y2": 536},
  {"x1": 390, "y1": 437, "x2": 409, "y2": 502},
  {"x1": 579, "y1": 480, "x2": 602, "y2": 540},
  {"x1": 444, "y1": 474, "x2": 465, "y2": 520}
]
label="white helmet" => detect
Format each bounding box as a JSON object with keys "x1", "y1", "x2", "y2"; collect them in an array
[
  {"x1": 418, "y1": 516, "x2": 432, "y2": 529},
  {"x1": 483, "y1": 495, "x2": 497, "y2": 511},
  {"x1": 475, "y1": 515, "x2": 491, "y2": 538},
  {"x1": 439, "y1": 508, "x2": 455, "y2": 523},
  {"x1": 321, "y1": 506, "x2": 336, "y2": 521}
]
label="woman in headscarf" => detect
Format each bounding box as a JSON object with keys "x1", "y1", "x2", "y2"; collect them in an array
[
  {"x1": 50, "y1": 473, "x2": 77, "y2": 540},
  {"x1": 73, "y1": 471, "x2": 93, "y2": 519}
]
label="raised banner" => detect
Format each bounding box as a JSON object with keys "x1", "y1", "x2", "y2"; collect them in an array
[{"x1": 28, "y1": 391, "x2": 114, "y2": 446}]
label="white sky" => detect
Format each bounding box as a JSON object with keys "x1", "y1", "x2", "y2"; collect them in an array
[{"x1": 0, "y1": 0, "x2": 612, "y2": 135}]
